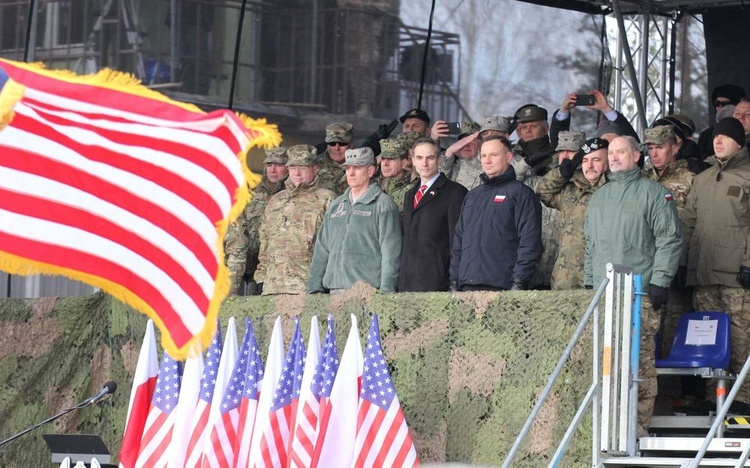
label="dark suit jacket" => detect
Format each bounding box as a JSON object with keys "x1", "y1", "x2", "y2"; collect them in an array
[{"x1": 397, "y1": 173, "x2": 468, "y2": 292}]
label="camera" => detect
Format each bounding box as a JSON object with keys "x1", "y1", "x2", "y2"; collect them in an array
[
  {"x1": 574, "y1": 94, "x2": 597, "y2": 107},
  {"x1": 446, "y1": 122, "x2": 461, "y2": 135}
]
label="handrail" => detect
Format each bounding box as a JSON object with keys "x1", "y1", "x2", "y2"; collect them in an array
[{"x1": 501, "y1": 277, "x2": 610, "y2": 468}]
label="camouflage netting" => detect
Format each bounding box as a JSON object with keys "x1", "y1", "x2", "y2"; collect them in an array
[{"x1": 0, "y1": 284, "x2": 598, "y2": 466}]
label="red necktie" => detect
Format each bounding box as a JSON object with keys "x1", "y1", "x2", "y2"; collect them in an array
[{"x1": 414, "y1": 184, "x2": 427, "y2": 208}]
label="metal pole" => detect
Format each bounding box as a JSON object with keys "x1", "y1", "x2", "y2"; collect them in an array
[
  {"x1": 170, "y1": 0, "x2": 177, "y2": 82},
  {"x1": 228, "y1": 0, "x2": 250, "y2": 110},
  {"x1": 310, "y1": 0, "x2": 318, "y2": 103},
  {"x1": 23, "y1": 0, "x2": 38, "y2": 62},
  {"x1": 502, "y1": 278, "x2": 610, "y2": 468},
  {"x1": 611, "y1": 0, "x2": 649, "y2": 132}
]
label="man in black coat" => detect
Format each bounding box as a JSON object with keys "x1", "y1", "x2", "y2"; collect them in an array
[{"x1": 398, "y1": 138, "x2": 468, "y2": 292}]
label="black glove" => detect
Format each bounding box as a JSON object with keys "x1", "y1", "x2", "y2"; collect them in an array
[
  {"x1": 559, "y1": 151, "x2": 584, "y2": 180},
  {"x1": 672, "y1": 266, "x2": 687, "y2": 289},
  {"x1": 510, "y1": 280, "x2": 527, "y2": 291},
  {"x1": 377, "y1": 119, "x2": 399, "y2": 140},
  {"x1": 256, "y1": 282, "x2": 263, "y2": 295},
  {"x1": 649, "y1": 284, "x2": 669, "y2": 310},
  {"x1": 584, "y1": 285, "x2": 593, "y2": 290},
  {"x1": 737, "y1": 265, "x2": 750, "y2": 289},
  {"x1": 523, "y1": 151, "x2": 549, "y2": 168}
]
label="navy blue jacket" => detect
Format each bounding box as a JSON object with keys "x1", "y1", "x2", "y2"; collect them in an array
[{"x1": 449, "y1": 166, "x2": 543, "y2": 290}]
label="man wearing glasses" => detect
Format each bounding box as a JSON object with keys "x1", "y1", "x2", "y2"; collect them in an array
[
  {"x1": 318, "y1": 122, "x2": 353, "y2": 195},
  {"x1": 698, "y1": 84, "x2": 746, "y2": 158},
  {"x1": 733, "y1": 98, "x2": 750, "y2": 147}
]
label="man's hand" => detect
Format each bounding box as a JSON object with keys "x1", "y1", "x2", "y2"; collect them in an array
[
  {"x1": 559, "y1": 150, "x2": 583, "y2": 179},
  {"x1": 377, "y1": 119, "x2": 398, "y2": 140},
  {"x1": 561, "y1": 93, "x2": 578, "y2": 112},
  {"x1": 737, "y1": 265, "x2": 750, "y2": 289},
  {"x1": 588, "y1": 90, "x2": 615, "y2": 114},
  {"x1": 649, "y1": 284, "x2": 669, "y2": 310},
  {"x1": 430, "y1": 120, "x2": 450, "y2": 140},
  {"x1": 446, "y1": 131, "x2": 479, "y2": 159},
  {"x1": 524, "y1": 151, "x2": 549, "y2": 168}
]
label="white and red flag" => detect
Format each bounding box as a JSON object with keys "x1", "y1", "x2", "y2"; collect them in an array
[
  {"x1": 352, "y1": 314, "x2": 419, "y2": 468},
  {"x1": 288, "y1": 316, "x2": 321, "y2": 468},
  {"x1": 135, "y1": 352, "x2": 182, "y2": 467},
  {"x1": 257, "y1": 317, "x2": 306, "y2": 467},
  {"x1": 119, "y1": 319, "x2": 159, "y2": 468},
  {"x1": 0, "y1": 59, "x2": 280, "y2": 358},
  {"x1": 312, "y1": 314, "x2": 363, "y2": 467},
  {"x1": 168, "y1": 348, "x2": 204, "y2": 467},
  {"x1": 204, "y1": 318, "x2": 255, "y2": 467}
]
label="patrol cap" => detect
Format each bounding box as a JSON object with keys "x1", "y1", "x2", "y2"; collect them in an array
[
  {"x1": 263, "y1": 147, "x2": 289, "y2": 164},
  {"x1": 479, "y1": 115, "x2": 511, "y2": 136},
  {"x1": 286, "y1": 144, "x2": 318, "y2": 166},
  {"x1": 343, "y1": 147, "x2": 375, "y2": 166},
  {"x1": 515, "y1": 104, "x2": 548, "y2": 123},
  {"x1": 556, "y1": 131, "x2": 586, "y2": 151},
  {"x1": 644, "y1": 126, "x2": 676, "y2": 145},
  {"x1": 325, "y1": 122, "x2": 353, "y2": 143},
  {"x1": 397, "y1": 131, "x2": 422, "y2": 149},
  {"x1": 379, "y1": 139, "x2": 408, "y2": 159},
  {"x1": 579, "y1": 137, "x2": 609, "y2": 155},
  {"x1": 458, "y1": 121, "x2": 481, "y2": 139},
  {"x1": 399, "y1": 108, "x2": 431, "y2": 125}
]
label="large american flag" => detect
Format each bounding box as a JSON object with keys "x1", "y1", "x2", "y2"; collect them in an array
[
  {"x1": 135, "y1": 352, "x2": 182, "y2": 467},
  {"x1": 184, "y1": 320, "x2": 223, "y2": 467},
  {"x1": 204, "y1": 318, "x2": 254, "y2": 467},
  {"x1": 258, "y1": 317, "x2": 307, "y2": 467},
  {"x1": 0, "y1": 59, "x2": 279, "y2": 358},
  {"x1": 352, "y1": 314, "x2": 419, "y2": 468},
  {"x1": 287, "y1": 316, "x2": 321, "y2": 468}
]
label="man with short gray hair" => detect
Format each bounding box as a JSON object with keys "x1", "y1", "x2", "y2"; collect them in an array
[{"x1": 308, "y1": 147, "x2": 402, "y2": 293}]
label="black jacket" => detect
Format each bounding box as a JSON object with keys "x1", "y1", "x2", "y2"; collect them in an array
[
  {"x1": 449, "y1": 166, "x2": 543, "y2": 290},
  {"x1": 398, "y1": 174, "x2": 467, "y2": 292}
]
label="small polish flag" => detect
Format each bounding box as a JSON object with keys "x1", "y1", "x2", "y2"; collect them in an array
[
  {"x1": 494, "y1": 194, "x2": 507, "y2": 203},
  {"x1": 665, "y1": 193, "x2": 674, "y2": 201}
]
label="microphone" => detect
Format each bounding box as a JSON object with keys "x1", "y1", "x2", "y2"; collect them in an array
[{"x1": 87, "y1": 381, "x2": 118, "y2": 405}]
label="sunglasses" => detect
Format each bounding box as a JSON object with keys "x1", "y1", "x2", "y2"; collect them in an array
[
  {"x1": 327, "y1": 142, "x2": 349, "y2": 147},
  {"x1": 714, "y1": 100, "x2": 732, "y2": 108}
]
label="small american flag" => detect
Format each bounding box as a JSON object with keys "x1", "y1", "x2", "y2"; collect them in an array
[
  {"x1": 135, "y1": 352, "x2": 182, "y2": 467},
  {"x1": 352, "y1": 314, "x2": 419, "y2": 467},
  {"x1": 204, "y1": 318, "x2": 254, "y2": 467},
  {"x1": 232, "y1": 319, "x2": 265, "y2": 467},
  {"x1": 184, "y1": 319, "x2": 223, "y2": 467},
  {"x1": 259, "y1": 317, "x2": 307, "y2": 467},
  {"x1": 306, "y1": 315, "x2": 340, "y2": 467}
]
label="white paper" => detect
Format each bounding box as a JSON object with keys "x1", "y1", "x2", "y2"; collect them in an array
[{"x1": 685, "y1": 319, "x2": 718, "y2": 346}]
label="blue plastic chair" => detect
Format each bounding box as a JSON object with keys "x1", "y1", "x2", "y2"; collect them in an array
[{"x1": 656, "y1": 311, "x2": 730, "y2": 370}]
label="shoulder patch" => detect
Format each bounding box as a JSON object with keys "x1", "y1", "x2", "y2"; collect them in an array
[{"x1": 664, "y1": 193, "x2": 673, "y2": 202}]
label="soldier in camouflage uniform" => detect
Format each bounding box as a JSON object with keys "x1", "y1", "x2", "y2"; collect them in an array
[
  {"x1": 439, "y1": 121, "x2": 483, "y2": 190},
  {"x1": 536, "y1": 134, "x2": 606, "y2": 290},
  {"x1": 378, "y1": 138, "x2": 417, "y2": 214},
  {"x1": 317, "y1": 123, "x2": 352, "y2": 195},
  {"x1": 682, "y1": 119, "x2": 750, "y2": 404},
  {"x1": 397, "y1": 131, "x2": 421, "y2": 175},
  {"x1": 224, "y1": 147, "x2": 288, "y2": 295},
  {"x1": 254, "y1": 145, "x2": 337, "y2": 295},
  {"x1": 643, "y1": 125, "x2": 696, "y2": 360}
]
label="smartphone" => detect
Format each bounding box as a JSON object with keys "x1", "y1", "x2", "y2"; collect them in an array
[
  {"x1": 446, "y1": 121, "x2": 461, "y2": 135},
  {"x1": 574, "y1": 94, "x2": 597, "y2": 107}
]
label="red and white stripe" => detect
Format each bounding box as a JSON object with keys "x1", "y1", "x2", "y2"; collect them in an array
[
  {"x1": 0, "y1": 59, "x2": 249, "y2": 354},
  {"x1": 288, "y1": 317, "x2": 321, "y2": 468},
  {"x1": 352, "y1": 395, "x2": 419, "y2": 468},
  {"x1": 168, "y1": 350, "x2": 204, "y2": 468}
]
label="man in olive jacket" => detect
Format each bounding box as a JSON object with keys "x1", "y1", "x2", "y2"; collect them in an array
[
  {"x1": 585, "y1": 135, "x2": 682, "y2": 436},
  {"x1": 682, "y1": 117, "x2": 750, "y2": 404},
  {"x1": 308, "y1": 147, "x2": 402, "y2": 293}
]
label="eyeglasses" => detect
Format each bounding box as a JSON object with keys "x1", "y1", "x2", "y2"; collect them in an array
[
  {"x1": 714, "y1": 100, "x2": 732, "y2": 108},
  {"x1": 327, "y1": 142, "x2": 348, "y2": 147}
]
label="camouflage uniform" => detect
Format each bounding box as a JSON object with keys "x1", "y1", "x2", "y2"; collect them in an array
[
  {"x1": 378, "y1": 138, "x2": 417, "y2": 213},
  {"x1": 440, "y1": 121, "x2": 484, "y2": 190},
  {"x1": 643, "y1": 126, "x2": 696, "y2": 360},
  {"x1": 224, "y1": 148, "x2": 288, "y2": 294},
  {"x1": 254, "y1": 147, "x2": 337, "y2": 294},
  {"x1": 317, "y1": 123, "x2": 353, "y2": 195},
  {"x1": 535, "y1": 168, "x2": 606, "y2": 289}
]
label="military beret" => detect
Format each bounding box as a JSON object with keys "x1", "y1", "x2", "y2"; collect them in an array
[
  {"x1": 262, "y1": 147, "x2": 289, "y2": 164},
  {"x1": 399, "y1": 108, "x2": 431, "y2": 125},
  {"x1": 325, "y1": 122, "x2": 353, "y2": 143},
  {"x1": 379, "y1": 139, "x2": 408, "y2": 159},
  {"x1": 556, "y1": 131, "x2": 586, "y2": 152},
  {"x1": 579, "y1": 137, "x2": 609, "y2": 155},
  {"x1": 343, "y1": 147, "x2": 375, "y2": 166},
  {"x1": 515, "y1": 104, "x2": 548, "y2": 123},
  {"x1": 644, "y1": 125, "x2": 676, "y2": 145},
  {"x1": 286, "y1": 144, "x2": 318, "y2": 166}
]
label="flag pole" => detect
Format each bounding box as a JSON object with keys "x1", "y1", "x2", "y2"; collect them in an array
[
  {"x1": 227, "y1": 0, "x2": 249, "y2": 110},
  {"x1": 23, "y1": 0, "x2": 38, "y2": 62},
  {"x1": 416, "y1": 0, "x2": 437, "y2": 111}
]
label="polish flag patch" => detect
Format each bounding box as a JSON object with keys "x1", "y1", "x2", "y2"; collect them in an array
[
  {"x1": 665, "y1": 193, "x2": 673, "y2": 201},
  {"x1": 494, "y1": 195, "x2": 507, "y2": 203}
]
